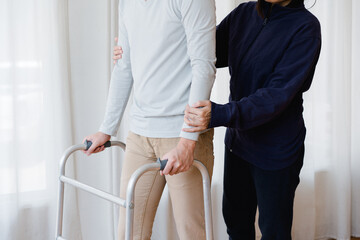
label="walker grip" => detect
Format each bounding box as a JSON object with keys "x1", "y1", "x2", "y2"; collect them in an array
[
  {"x1": 157, "y1": 158, "x2": 168, "y2": 171},
  {"x1": 85, "y1": 140, "x2": 111, "y2": 151}
]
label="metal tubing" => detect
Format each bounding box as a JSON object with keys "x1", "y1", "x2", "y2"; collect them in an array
[
  {"x1": 56, "y1": 143, "x2": 85, "y2": 239},
  {"x1": 56, "y1": 141, "x2": 125, "y2": 240},
  {"x1": 124, "y1": 160, "x2": 213, "y2": 240},
  {"x1": 60, "y1": 176, "x2": 126, "y2": 207},
  {"x1": 193, "y1": 161, "x2": 214, "y2": 240},
  {"x1": 56, "y1": 180, "x2": 65, "y2": 238},
  {"x1": 125, "y1": 162, "x2": 161, "y2": 240}
]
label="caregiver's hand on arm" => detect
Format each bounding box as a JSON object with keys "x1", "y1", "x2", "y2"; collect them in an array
[
  {"x1": 183, "y1": 100, "x2": 212, "y2": 133},
  {"x1": 82, "y1": 132, "x2": 111, "y2": 156},
  {"x1": 113, "y1": 37, "x2": 123, "y2": 64}
]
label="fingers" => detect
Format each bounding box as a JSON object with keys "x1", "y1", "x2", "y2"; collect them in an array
[
  {"x1": 184, "y1": 110, "x2": 208, "y2": 131},
  {"x1": 113, "y1": 47, "x2": 123, "y2": 57},
  {"x1": 85, "y1": 137, "x2": 104, "y2": 155},
  {"x1": 184, "y1": 102, "x2": 211, "y2": 131},
  {"x1": 82, "y1": 132, "x2": 111, "y2": 155},
  {"x1": 113, "y1": 48, "x2": 123, "y2": 58},
  {"x1": 93, "y1": 145, "x2": 105, "y2": 154},
  {"x1": 186, "y1": 104, "x2": 208, "y2": 117},
  {"x1": 183, "y1": 114, "x2": 208, "y2": 132},
  {"x1": 184, "y1": 105, "x2": 202, "y2": 125},
  {"x1": 168, "y1": 162, "x2": 186, "y2": 175},
  {"x1": 86, "y1": 142, "x2": 107, "y2": 155},
  {"x1": 161, "y1": 158, "x2": 190, "y2": 176},
  {"x1": 169, "y1": 167, "x2": 178, "y2": 175},
  {"x1": 184, "y1": 115, "x2": 204, "y2": 127},
  {"x1": 171, "y1": 164, "x2": 190, "y2": 175},
  {"x1": 82, "y1": 138, "x2": 105, "y2": 156},
  {"x1": 162, "y1": 159, "x2": 174, "y2": 175},
  {"x1": 86, "y1": 142, "x2": 98, "y2": 155},
  {"x1": 160, "y1": 143, "x2": 194, "y2": 176},
  {"x1": 114, "y1": 37, "x2": 118, "y2": 43},
  {"x1": 161, "y1": 157, "x2": 181, "y2": 176},
  {"x1": 184, "y1": 114, "x2": 198, "y2": 124},
  {"x1": 113, "y1": 45, "x2": 123, "y2": 64}
]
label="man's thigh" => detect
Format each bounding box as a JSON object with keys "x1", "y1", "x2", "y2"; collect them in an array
[
  {"x1": 118, "y1": 132, "x2": 166, "y2": 240},
  {"x1": 161, "y1": 130, "x2": 214, "y2": 240}
]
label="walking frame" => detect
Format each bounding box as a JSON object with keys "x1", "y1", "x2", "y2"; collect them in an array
[{"x1": 56, "y1": 140, "x2": 214, "y2": 240}]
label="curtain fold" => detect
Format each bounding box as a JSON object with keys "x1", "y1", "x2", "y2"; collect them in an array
[
  {"x1": 350, "y1": 1, "x2": 360, "y2": 237},
  {"x1": 295, "y1": 0, "x2": 360, "y2": 239}
]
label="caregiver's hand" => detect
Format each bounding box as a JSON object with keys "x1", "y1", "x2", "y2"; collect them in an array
[
  {"x1": 183, "y1": 100, "x2": 212, "y2": 133},
  {"x1": 113, "y1": 37, "x2": 123, "y2": 64}
]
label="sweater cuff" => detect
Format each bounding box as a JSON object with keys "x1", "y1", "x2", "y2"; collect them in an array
[
  {"x1": 99, "y1": 125, "x2": 117, "y2": 137},
  {"x1": 209, "y1": 102, "x2": 231, "y2": 128},
  {"x1": 180, "y1": 122, "x2": 200, "y2": 141},
  {"x1": 179, "y1": 131, "x2": 199, "y2": 141}
]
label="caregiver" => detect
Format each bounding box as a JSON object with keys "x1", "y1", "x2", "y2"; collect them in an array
[{"x1": 182, "y1": 0, "x2": 321, "y2": 239}]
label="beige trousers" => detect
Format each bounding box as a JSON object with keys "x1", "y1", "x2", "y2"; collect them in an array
[{"x1": 118, "y1": 129, "x2": 214, "y2": 240}]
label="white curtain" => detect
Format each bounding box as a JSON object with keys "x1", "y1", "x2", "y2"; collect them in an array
[
  {"x1": 0, "y1": 0, "x2": 81, "y2": 239},
  {"x1": 1, "y1": 0, "x2": 359, "y2": 240},
  {"x1": 230, "y1": 1, "x2": 360, "y2": 239},
  {"x1": 293, "y1": 0, "x2": 360, "y2": 239}
]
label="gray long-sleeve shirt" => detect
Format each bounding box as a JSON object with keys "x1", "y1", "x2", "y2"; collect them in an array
[{"x1": 99, "y1": 0, "x2": 216, "y2": 140}]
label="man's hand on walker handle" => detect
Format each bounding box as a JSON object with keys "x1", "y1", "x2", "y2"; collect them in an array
[
  {"x1": 82, "y1": 132, "x2": 111, "y2": 156},
  {"x1": 113, "y1": 37, "x2": 123, "y2": 65},
  {"x1": 183, "y1": 100, "x2": 212, "y2": 133},
  {"x1": 161, "y1": 138, "x2": 196, "y2": 176}
]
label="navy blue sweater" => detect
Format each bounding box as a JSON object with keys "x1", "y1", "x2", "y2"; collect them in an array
[{"x1": 210, "y1": 1, "x2": 321, "y2": 170}]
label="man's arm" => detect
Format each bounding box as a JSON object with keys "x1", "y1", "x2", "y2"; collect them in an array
[
  {"x1": 85, "y1": 12, "x2": 133, "y2": 155},
  {"x1": 99, "y1": 13, "x2": 133, "y2": 136},
  {"x1": 179, "y1": 0, "x2": 216, "y2": 141},
  {"x1": 161, "y1": 0, "x2": 216, "y2": 175}
]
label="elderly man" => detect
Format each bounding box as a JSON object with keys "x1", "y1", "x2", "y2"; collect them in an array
[{"x1": 84, "y1": 0, "x2": 216, "y2": 239}]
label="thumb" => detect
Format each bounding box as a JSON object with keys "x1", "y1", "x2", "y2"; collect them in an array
[
  {"x1": 86, "y1": 140, "x2": 100, "y2": 155},
  {"x1": 161, "y1": 156, "x2": 173, "y2": 175}
]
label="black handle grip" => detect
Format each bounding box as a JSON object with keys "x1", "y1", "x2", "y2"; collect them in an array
[
  {"x1": 157, "y1": 158, "x2": 168, "y2": 171},
  {"x1": 85, "y1": 140, "x2": 111, "y2": 151}
]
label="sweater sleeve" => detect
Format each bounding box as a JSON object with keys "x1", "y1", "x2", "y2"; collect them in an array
[
  {"x1": 209, "y1": 34, "x2": 321, "y2": 130},
  {"x1": 99, "y1": 13, "x2": 133, "y2": 136},
  {"x1": 178, "y1": 0, "x2": 216, "y2": 140}
]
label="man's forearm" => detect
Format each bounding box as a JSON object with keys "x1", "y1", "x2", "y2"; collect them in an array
[{"x1": 178, "y1": 137, "x2": 196, "y2": 150}]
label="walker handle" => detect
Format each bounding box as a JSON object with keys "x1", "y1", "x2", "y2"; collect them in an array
[
  {"x1": 157, "y1": 158, "x2": 168, "y2": 171},
  {"x1": 85, "y1": 140, "x2": 111, "y2": 151}
]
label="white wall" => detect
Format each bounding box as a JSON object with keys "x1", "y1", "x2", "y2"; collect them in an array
[{"x1": 67, "y1": 0, "x2": 116, "y2": 239}]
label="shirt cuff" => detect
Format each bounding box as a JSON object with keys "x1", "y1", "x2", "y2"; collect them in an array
[
  {"x1": 179, "y1": 131, "x2": 199, "y2": 141},
  {"x1": 209, "y1": 101, "x2": 231, "y2": 128},
  {"x1": 180, "y1": 121, "x2": 200, "y2": 141},
  {"x1": 99, "y1": 125, "x2": 117, "y2": 137}
]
